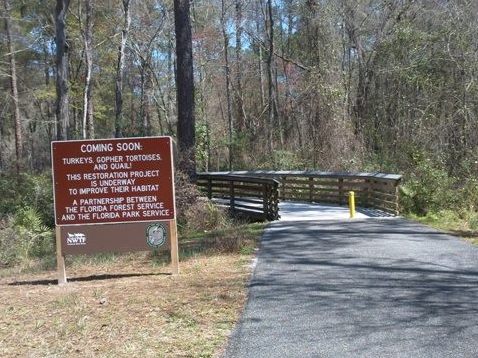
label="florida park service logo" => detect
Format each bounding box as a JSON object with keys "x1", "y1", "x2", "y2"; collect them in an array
[{"x1": 146, "y1": 223, "x2": 167, "y2": 249}]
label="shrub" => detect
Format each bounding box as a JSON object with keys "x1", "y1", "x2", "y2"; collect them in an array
[
  {"x1": 174, "y1": 169, "x2": 230, "y2": 236},
  {"x1": 0, "y1": 172, "x2": 54, "y2": 227},
  {"x1": 174, "y1": 170, "x2": 200, "y2": 228},
  {"x1": 400, "y1": 154, "x2": 456, "y2": 215},
  {"x1": 461, "y1": 179, "x2": 478, "y2": 213},
  {"x1": 469, "y1": 214, "x2": 478, "y2": 231},
  {"x1": 182, "y1": 198, "x2": 228, "y2": 234},
  {"x1": 0, "y1": 207, "x2": 53, "y2": 267},
  {"x1": 256, "y1": 150, "x2": 305, "y2": 170},
  {"x1": 13, "y1": 207, "x2": 54, "y2": 258},
  {"x1": 0, "y1": 221, "x2": 18, "y2": 267}
]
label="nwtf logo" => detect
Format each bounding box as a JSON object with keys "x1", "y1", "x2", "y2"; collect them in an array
[{"x1": 66, "y1": 233, "x2": 87, "y2": 246}]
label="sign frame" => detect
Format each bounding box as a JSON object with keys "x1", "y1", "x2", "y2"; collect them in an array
[{"x1": 51, "y1": 136, "x2": 179, "y2": 284}]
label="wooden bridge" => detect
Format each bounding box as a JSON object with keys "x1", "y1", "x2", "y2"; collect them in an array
[{"x1": 196, "y1": 171, "x2": 401, "y2": 221}]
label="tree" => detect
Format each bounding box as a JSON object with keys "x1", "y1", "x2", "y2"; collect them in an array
[
  {"x1": 80, "y1": 0, "x2": 94, "y2": 139},
  {"x1": 265, "y1": 0, "x2": 277, "y2": 153},
  {"x1": 3, "y1": 0, "x2": 22, "y2": 175},
  {"x1": 234, "y1": 0, "x2": 245, "y2": 131},
  {"x1": 221, "y1": 0, "x2": 234, "y2": 170},
  {"x1": 114, "y1": 0, "x2": 131, "y2": 138},
  {"x1": 0, "y1": 0, "x2": 477, "y2": 183},
  {"x1": 55, "y1": 0, "x2": 71, "y2": 140},
  {"x1": 174, "y1": 0, "x2": 196, "y2": 178}
]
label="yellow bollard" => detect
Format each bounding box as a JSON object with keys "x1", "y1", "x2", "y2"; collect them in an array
[{"x1": 349, "y1": 191, "x2": 356, "y2": 219}]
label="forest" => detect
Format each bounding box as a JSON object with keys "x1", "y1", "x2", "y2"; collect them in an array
[{"x1": 1, "y1": 0, "x2": 478, "y2": 265}]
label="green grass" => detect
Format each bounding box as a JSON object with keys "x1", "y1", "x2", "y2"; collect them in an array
[
  {"x1": 182, "y1": 222, "x2": 266, "y2": 241},
  {"x1": 407, "y1": 209, "x2": 478, "y2": 244},
  {"x1": 179, "y1": 222, "x2": 266, "y2": 257}
]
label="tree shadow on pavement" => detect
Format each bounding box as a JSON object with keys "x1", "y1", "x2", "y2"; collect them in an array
[{"x1": 231, "y1": 218, "x2": 478, "y2": 356}]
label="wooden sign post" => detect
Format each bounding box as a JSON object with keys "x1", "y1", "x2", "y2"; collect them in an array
[
  {"x1": 51, "y1": 136, "x2": 179, "y2": 284},
  {"x1": 55, "y1": 225, "x2": 67, "y2": 284}
]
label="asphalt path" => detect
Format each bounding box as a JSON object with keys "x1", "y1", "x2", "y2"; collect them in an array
[{"x1": 224, "y1": 216, "x2": 478, "y2": 357}]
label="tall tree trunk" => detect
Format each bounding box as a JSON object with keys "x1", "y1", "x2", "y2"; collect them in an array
[
  {"x1": 234, "y1": 0, "x2": 245, "y2": 131},
  {"x1": 166, "y1": 36, "x2": 175, "y2": 134},
  {"x1": 139, "y1": 62, "x2": 152, "y2": 136},
  {"x1": 256, "y1": 1, "x2": 265, "y2": 110},
  {"x1": 274, "y1": 56, "x2": 283, "y2": 147},
  {"x1": 82, "y1": 0, "x2": 94, "y2": 139},
  {"x1": 282, "y1": 0, "x2": 293, "y2": 146},
  {"x1": 115, "y1": 0, "x2": 131, "y2": 138},
  {"x1": 259, "y1": 47, "x2": 265, "y2": 109},
  {"x1": 275, "y1": 8, "x2": 284, "y2": 147},
  {"x1": 139, "y1": 63, "x2": 146, "y2": 135},
  {"x1": 145, "y1": 69, "x2": 152, "y2": 136},
  {"x1": 3, "y1": 0, "x2": 22, "y2": 174},
  {"x1": 0, "y1": 121, "x2": 3, "y2": 170},
  {"x1": 266, "y1": 0, "x2": 275, "y2": 153},
  {"x1": 174, "y1": 0, "x2": 196, "y2": 179},
  {"x1": 42, "y1": 37, "x2": 55, "y2": 142},
  {"x1": 221, "y1": 0, "x2": 234, "y2": 171},
  {"x1": 55, "y1": 0, "x2": 70, "y2": 140},
  {"x1": 197, "y1": 49, "x2": 211, "y2": 171}
]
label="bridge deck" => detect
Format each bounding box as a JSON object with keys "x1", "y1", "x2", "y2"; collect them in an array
[{"x1": 278, "y1": 201, "x2": 394, "y2": 221}]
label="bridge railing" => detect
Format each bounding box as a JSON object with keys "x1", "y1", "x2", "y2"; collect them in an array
[
  {"x1": 196, "y1": 173, "x2": 280, "y2": 221},
  {"x1": 199, "y1": 171, "x2": 401, "y2": 216}
]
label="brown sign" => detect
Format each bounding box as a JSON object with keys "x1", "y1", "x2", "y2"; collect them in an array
[
  {"x1": 51, "y1": 137, "x2": 175, "y2": 226},
  {"x1": 59, "y1": 221, "x2": 171, "y2": 255}
]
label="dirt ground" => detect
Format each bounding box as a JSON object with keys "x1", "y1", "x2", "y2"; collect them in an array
[{"x1": 0, "y1": 253, "x2": 253, "y2": 357}]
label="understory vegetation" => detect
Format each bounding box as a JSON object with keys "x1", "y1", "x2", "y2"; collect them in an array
[
  {"x1": 1, "y1": 162, "x2": 477, "y2": 271},
  {"x1": 0, "y1": 170, "x2": 263, "y2": 271},
  {"x1": 399, "y1": 154, "x2": 478, "y2": 239},
  {"x1": 1, "y1": 0, "x2": 478, "y2": 263}
]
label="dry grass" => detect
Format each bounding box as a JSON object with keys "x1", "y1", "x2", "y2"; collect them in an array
[{"x1": 0, "y1": 250, "x2": 255, "y2": 357}]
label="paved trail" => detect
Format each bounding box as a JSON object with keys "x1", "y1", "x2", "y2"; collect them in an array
[{"x1": 224, "y1": 204, "x2": 478, "y2": 358}]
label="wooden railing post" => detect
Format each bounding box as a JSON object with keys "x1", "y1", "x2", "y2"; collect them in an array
[
  {"x1": 365, "y1": 179, "x2": 370, "y2": 207},
  {"x1": 273, "y1": 181, "x2": 279, "y2": 220},
  {"x1": 371, "y1": 180, "x2": 377, "y2": 209},
  {"x1": 265, "y1": 181, "x2": 279, "y2": 221},
  {"x1": 394, "y1": 181, "x2": 400, "y2": 216},
  {"x1": 229, "y1": 180, "x2": 235, "y2": 214},
  {"x1": 281, "y1": 176, "x2": 286, "y2": 200},
  {"x1": 207, "y1": 178, "x2": 212, "y2": 199},
  {"x1": 263, "y1": 183, "x2": 269, "y2": 220},
  {"x1": 338, "y1": 178, "x2": 344, "y2": 205},
  {"x1": 308, "y1": 177, "x2": 314, "y2": 202}
]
